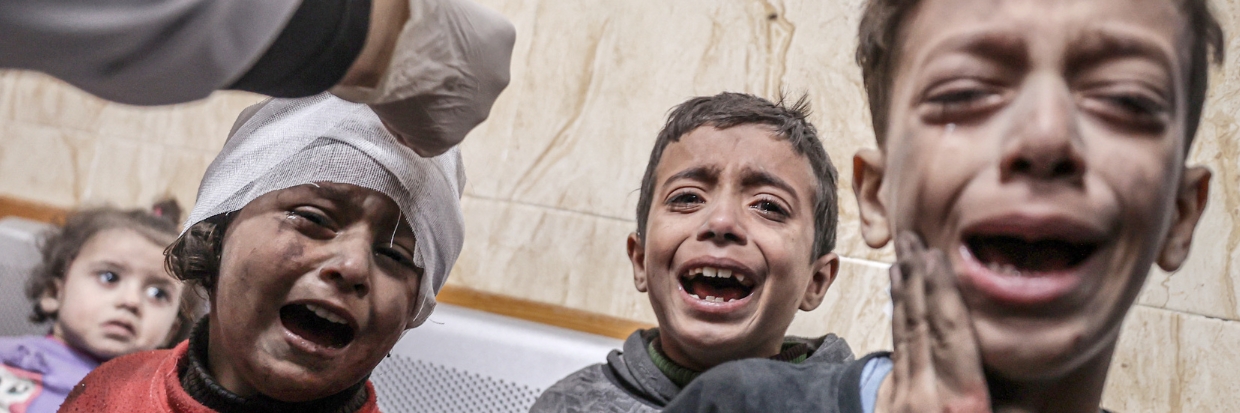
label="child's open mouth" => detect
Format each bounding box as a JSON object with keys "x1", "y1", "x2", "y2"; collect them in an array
[
  {"x1": 280, "y1": 303, "x2": 357, "y2": 349},
  {"x1": 679, "y1": 266, "x2": 756, "y2": 303},
  {"x1": 964, "y1": 235, "x2": 1098, "y2": 274},
  {"x1": 958, "y1": 219, "x2": 1107, "y2": 306}
]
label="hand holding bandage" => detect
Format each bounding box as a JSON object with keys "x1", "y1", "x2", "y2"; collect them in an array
[
  {"x1": 880, "y1": 232, "x2": 991, "y2": 413},
  {"x1": 333, "y1": 0, "x2": 516, "y2": 157}
]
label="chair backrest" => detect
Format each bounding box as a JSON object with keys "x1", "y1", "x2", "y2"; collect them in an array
[
  {"x1": 0, "y1": 217, "x2": 54, "y2": 337},
  {"x1": 371, "y1": 303, "x2": 624, "y2": 413}
]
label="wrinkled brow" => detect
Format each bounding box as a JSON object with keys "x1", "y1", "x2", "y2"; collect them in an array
[
  {"x1": 740, "y1": 167, "x2": 799, "y2": 202},
  {"x1": 663, "y1": 166, "x2": 720, "y2": 188},
  {"x1": 1065, "y1": 28, "x2": 1175, "y2": 96},
  {"x1": 923, "y1": 30, "x2": 1029, "y2": 71}
]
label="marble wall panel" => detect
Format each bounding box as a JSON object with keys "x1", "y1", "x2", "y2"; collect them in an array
[
  {"x1": 450, "y1": 195, "x2": 658, "y2": 324},
  {"x1": 462, "y1": 0, "x2": 847, "y2": 223},
  {"x1": 0, "y1": 121, "x2": 94, "y2": 207},
  {"x1": 1102, "y1": 306, "x2": 1240, "y2": 412},
  {"x1": 786, "y1": 257, "x2": 893, "y2": 356}
]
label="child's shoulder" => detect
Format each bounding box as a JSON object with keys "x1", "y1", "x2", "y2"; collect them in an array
[
  {"x1": 61, "y1": 342, "x2": 186, "y2": 412},
  {"x1": 0, "y1": 335, "x2": 70, "y2": 371}
]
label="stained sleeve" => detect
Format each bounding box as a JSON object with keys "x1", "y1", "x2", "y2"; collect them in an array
[
  {"x1": 0, "y1": 0, "x2": 304, "y2": 105},
  {"x1": 661, "y1": 353, "x2": 889, "y2": 413},
  {"x1": 226, "y1": 0, "x2": 371, "y2": 98}
]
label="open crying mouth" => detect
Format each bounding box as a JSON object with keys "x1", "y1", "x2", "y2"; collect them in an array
[
  {"x1": 680, "y1": 266, "x2": 755, "y2": 303},
  {"x1": 965, "y1": 234, "x2": 1100, "y2": 275},
  {"x1": 280, "y1": 304, "x2": 356, "y2": 349}
]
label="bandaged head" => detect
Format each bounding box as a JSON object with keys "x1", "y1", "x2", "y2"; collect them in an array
[{"x1": 185, "y1": 92, "x2": 465, "y2": 328}]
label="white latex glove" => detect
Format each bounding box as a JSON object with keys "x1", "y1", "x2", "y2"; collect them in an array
[{"x1": 333, "y1": 0, "x2": 516, "y2": 157}]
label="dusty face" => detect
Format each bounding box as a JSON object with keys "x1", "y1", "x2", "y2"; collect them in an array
[
  {"x1": 209, "y1": 183, "x2": 420, "y2": 401},
  {"x1": 631, "y1": 124, "x2": 838, "y2": 371},
  {"x1": 48, "y1": 228, "x2": 184, "y2": 361},
  {"x1": 854, "y1": 0, "x2": 1210, "y2": 380}
]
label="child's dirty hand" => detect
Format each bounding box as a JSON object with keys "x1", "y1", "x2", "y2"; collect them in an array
[{"x1": 881, "y1": 231, "x2": 991, "y2": 413}]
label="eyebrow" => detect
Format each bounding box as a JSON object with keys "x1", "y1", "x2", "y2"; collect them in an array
[
  {"x1": 1064, "y1": 28, "x2": 1175, "y2": 86},
  {"x1": 663, "y1": 166, "x2": 720, "y2": 188},
  {"x1": 307, "y1": 183, "x2": 355, "y2": 203},
  {"x1": 92, "y1": 259, "x2": 130, "y2": 273},
  {"x1": 739, "y1": 167, "x2": 800, "y2": 203},
  {"x1": 923, "y1": 30, "x2": 1029, "y2": 71}
]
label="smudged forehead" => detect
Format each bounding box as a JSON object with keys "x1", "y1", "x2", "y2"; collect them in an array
[
  {"x1": 655, "y1": 125, "x2": 818, "y2": 203},
  {"x1": 897, "y1": 0, "x2": 1187, "y2": 85}
]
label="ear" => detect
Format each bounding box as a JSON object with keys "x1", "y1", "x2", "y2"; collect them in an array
[
  {"x1": 1157, "y1": 166, "x2": 1210, "y2": 271},
  {"x1": 799, "y1": 252, "x2": 840, "y2": 311},
  {"x1": 854, "y1": 149, "x2": 892, "y2": 248},
  {"x1": 627, "y1": 232, "x2": 649, "y2": 293},
  {"x1": 39, "y1": 278, "x2": 65, "y2": 315}
]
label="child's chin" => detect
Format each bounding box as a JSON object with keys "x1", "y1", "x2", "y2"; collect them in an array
[
  {"x1": 257, "y1": 376, "x2": 360, "y2": 403},
  {"x1": 975, "y1": 322, "x2": 1108, "y2": 381}
]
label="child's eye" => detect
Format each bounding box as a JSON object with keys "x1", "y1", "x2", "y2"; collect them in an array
[
  {"x1": 921, "y1": 79, "x2": 1005, "y2": 123},
  {"x1": 1080, "y1": 90, "x2": 1169, "y2": 134},
  {"x1": 375, "y1": 246, "x2": 417, "y2": 271},
  {"x1": 286, "y1": 207, "x2": 337, "y2": 237},
  {"x1": 97, "y1": 271, "x2": 119, "y2": 284},
  {"x1": 145, "y1": 286, "x2": 171, "y2": 302},
  {"x1": 751, "y1": 198, "x2": 790, "y2": 219},
  {"x1": 666, "y1": 191, "x2": 705, "y2": 211}
]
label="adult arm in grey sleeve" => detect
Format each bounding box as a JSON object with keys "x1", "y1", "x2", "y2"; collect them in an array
[{"x1": 0, "y1": 0, "x2": 306, "y2": 105}]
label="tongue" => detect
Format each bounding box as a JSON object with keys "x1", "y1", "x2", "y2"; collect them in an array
[
  {"x1": 280, "y1": 305, "x2": 352, "y2": 349},
  {"x1": 686, "y1": 278, "x2": 748, "y2": 301}
]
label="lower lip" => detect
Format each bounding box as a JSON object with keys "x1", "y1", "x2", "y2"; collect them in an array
[
  {"x1": 101, "y1": 322, "x2": 133, "y2": 337},
  {"x1": 281, "y1": 322, "x2": 347, "y2": 357},
  {"x1": 677, "y1": 283, "x2": 753, "y2": 316},
  {"x1": 957, "y1": 246, "x2": 1082, "y2": 306}
]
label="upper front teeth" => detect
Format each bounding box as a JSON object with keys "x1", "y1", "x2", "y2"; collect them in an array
[
  {"x1": 986, "y1": 262, "x2": 1023, "y2": 277},
  {"x1": 305, "y1": 304, "x2": 347, "y2": 325},
  {"x1": 692, "y1": 266, "x2": 738, "y2": 279}
]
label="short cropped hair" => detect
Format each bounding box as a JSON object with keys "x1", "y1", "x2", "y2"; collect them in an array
[
  {"x1": 855, "y1": 0, "x2": 1225, "y2": 146},
  {"x1": 27, "y1": 201, "x2": 203, "y2": 345},
  {"x1": 635, "y1": 92, "x2": 840, "y2": 259}
]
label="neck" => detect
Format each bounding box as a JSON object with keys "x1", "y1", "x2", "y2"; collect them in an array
[
  {"x1": 656, "y1": 329, "x2": 785, "y2": 372},
  {"x1": 205, "y1": 314, "x2": 259, "y2": 397},
  {"x1": 987, "y1": 343, "x2": 1115, "y2": 413}
]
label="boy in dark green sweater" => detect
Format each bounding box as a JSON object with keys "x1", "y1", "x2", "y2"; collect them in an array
[{"x1": 531, "y1": 92, "x2": 855, "y2": 412}]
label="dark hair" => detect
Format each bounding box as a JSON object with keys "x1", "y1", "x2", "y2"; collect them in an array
[
  {"x1": 635, "y1": 92, "x2": 840, "y2": 259},
  {"x1": 855, "y1": 0, "x2": 1225, "y2": 146},
  {"x1": 26, "y1": 201, "x2": 204, "y2": 345},
  {"x1": 165, "y1": 213, "x2": 232, "y2": 295}
]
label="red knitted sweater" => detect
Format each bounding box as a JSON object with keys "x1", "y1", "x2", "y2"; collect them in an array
[{"x1": 57, "y1": 340, "x2": 380, "y2": 413}]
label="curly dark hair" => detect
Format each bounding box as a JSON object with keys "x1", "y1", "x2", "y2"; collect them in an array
[
  {"x1": 26, "y1": 201, "x2": 205, "y2": 346},
  {"x1": 635, "y1": 92, "x2": 840, "y2": 260},
  {"x1": 164, "y1": 212, "x2": 232, "y2": 296}
]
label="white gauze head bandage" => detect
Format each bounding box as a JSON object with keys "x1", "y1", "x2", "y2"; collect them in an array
[{"x1": 185, "y1": 92, "x2": 465, "y2": 328}]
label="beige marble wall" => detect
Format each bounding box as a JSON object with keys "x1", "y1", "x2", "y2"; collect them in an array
[{"x1": 0, "y1": 0, "x2": 1237, "y2": 410}]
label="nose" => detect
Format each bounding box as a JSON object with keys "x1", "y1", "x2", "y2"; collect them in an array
[
  {"x1": 696, "y1": 200, "x2": 747, "y2": 245},
  {"x1": 117, "y1": 282, "x2": 142, "y2": 315},
  {"x1": 1000, "y1": 79, "x2": 1086, "y2": 184},
  {"x1": 318, "y1": 237, "x2": 373, "y2": 297}
]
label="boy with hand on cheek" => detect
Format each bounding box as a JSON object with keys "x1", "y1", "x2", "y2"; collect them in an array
[
  {"x1": 662, "y1": 0, "x2": 1225, "y2": 412},
  {"x1": 59, "y1": 93, "x2": 468, "y2": 412},
  {"x1": 531, "y1": 92, "x2": 854, "y2": 412}
]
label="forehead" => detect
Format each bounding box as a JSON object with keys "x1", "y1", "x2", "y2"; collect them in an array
[
  {"x1": 656, "y1": 125, "x2": 816, "y2": 191},
  {"x1": 900, "y1": 0, "x2": 1186, "y2": 68},
  {"x1": 75, "y1": 228, "x2": 168, "y2": 272},
  {"x1": 79, "y1": 228, "x2": 163, "y2": 257}
]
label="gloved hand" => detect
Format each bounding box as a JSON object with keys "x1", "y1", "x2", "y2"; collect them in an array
[{"x1": 333, "y1": 0, "x2": 515, "y2": 157}]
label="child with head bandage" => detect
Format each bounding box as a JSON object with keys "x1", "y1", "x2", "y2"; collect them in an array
[{"x1": 60, "y1": 93, "x2": 467, "y2": 413}]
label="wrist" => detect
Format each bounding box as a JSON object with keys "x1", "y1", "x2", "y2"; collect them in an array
[{"x1": 339, "y1": 0, "x2": 408, "y2": 88}]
